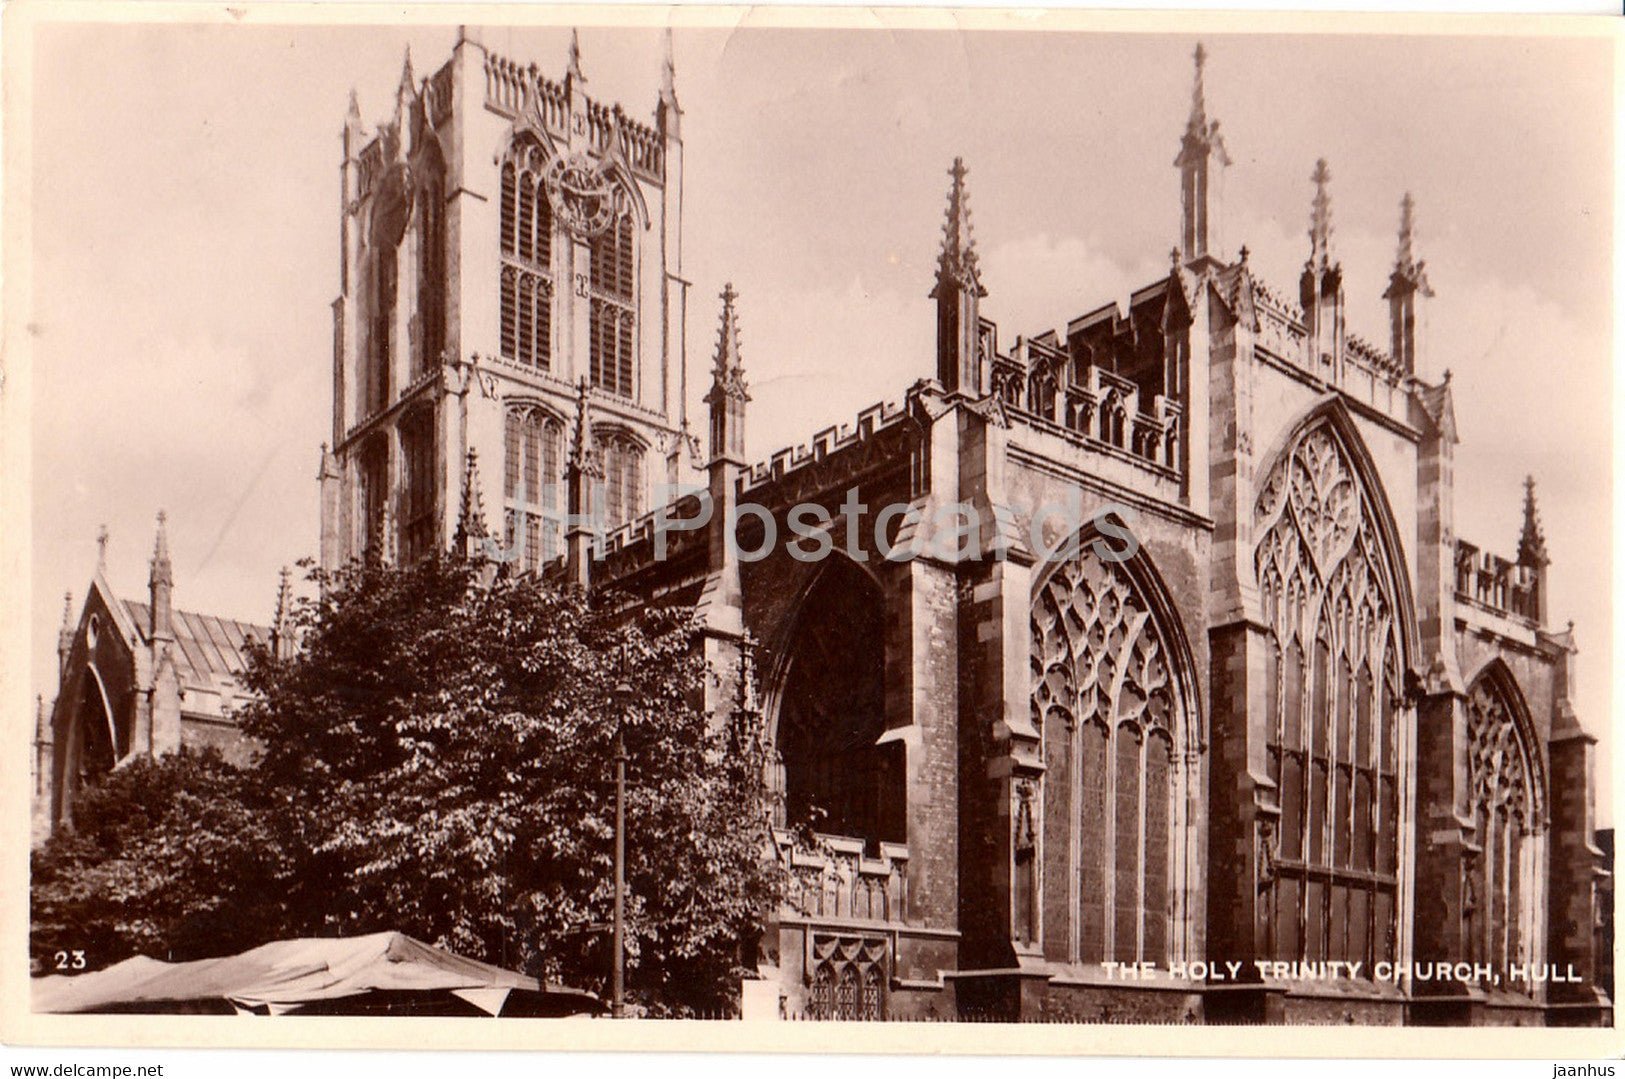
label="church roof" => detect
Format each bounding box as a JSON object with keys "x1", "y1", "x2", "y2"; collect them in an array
[{"x1": 122, "y1": 599, "x2": 270, "y2": 694}]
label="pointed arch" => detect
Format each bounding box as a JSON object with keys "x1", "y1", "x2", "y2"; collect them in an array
[
  {"x1": 1465, "y1": 658, "x2": 1547, "y2": 823},
  {"x1": 1462, "y1": 657, "x2": 1546, "y2": 985},
  {"x1": 1252, "y1": 396, "x2": 1417, "y2": 969},
  {"x1": 413, "y1": 135, "x2": 448, "y2": 379},
  {"x1": 1252, "y1": 396, "x2": 1418, "y2": 664},
  {"x1": 1030, "y1": 522, "x2": 1203, "y2": 966},
  {"x1": 499, "y1": 134, "x2": 556, "y2": 371},
  {"x1": 764, "y1": 553, "x2": 902, "y2": 849}
]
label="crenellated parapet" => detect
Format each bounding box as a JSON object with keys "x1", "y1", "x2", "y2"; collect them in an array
[
  {"x1": 1455, "y1": 540, "x2": 1542, "y2": 625},
  {"x1": 480, "y1": 49, "x2": 666, "y2": 180}
]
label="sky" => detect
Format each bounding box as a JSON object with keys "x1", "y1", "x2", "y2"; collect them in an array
[{"x1": 18, "y1": 15, "x2": 1614, "y2": 818}]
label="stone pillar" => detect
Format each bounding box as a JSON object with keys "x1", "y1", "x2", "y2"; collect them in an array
[
  {"x1": 1202, "y1": 252, "x2": 1282, "y2": 1022},
  {"x1": 1545, "y1": 633, "x2": 1609, "y2": 1024},
  {"x1": 1408, "y1": 687, "x2": 1474, "y2": 1021}
]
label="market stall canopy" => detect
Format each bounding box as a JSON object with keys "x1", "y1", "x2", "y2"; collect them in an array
[{"x1": 32, "y1": 931, "x2": 603, "y2": 1017}]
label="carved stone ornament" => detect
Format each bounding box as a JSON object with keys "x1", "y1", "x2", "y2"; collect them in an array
[{"x1": 543, "y1": 151, "x2": 620, "y2": 240}]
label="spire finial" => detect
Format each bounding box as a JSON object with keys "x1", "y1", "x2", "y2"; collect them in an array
[
  {"x1": 347, "y1": 87, "x2": 361, "y2": 120},
  {"x1": 61, "y1": 591, "x2": 73, "y2": 631},
  {"x1": 454, "y1": 449, "x2": 490, "y2": 558},
  {"x1": 705, "y1": 286, "x2": 750, "y2": 462},
  {"x1": 1309, "y1": 158, "x2": 1333, "y2": 267},
  {"x1": 713, "y1": 282, "x2": 745, "y2": 377},
  {"x1": 1518, "y1": 474, "x2": 1549, "y2": 567},
  {"x1": 568, "y1": 377, "x2": 600, "y2": 477},
  {"x1": 1188, "y1": 42, "x2": 1208, "y2": 135},
  {"x1": 568, "y1": 28, "x2": 585, "y2": 83},
  {"x1": 95, "y1": 524, "x2": 109, "y2": 573},
  {"x1": 934, "y1": 157, "x2": 985, "y2": 297},
  {"x1": 149, "y1": 510, "x2": 172, "y2": 587},
  {"x1": 1397, "y1": 191, "x2": 1416, "y2": 271},
  {"x1": 661, "y1": 26, "x2": 678, "y2": 105}
]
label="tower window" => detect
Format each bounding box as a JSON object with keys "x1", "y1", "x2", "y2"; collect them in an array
[
  {"x1": 589, "y1": 215, "x2": 636, "y2": 398},
  {"x1": 597, "y1": 431, "x2": 644, "y2": 530},
  {"x1": 399, "y1": 407, "x2": 437, "y2": 562},
  {"x1": 359, "y1": 435, "x2": 389, "y2": 561},
  {"x1": 504, "y1": 405, "x2": 562, "y2": 574},
  {"x1": 416, "y1": 146, "x2": 447, "y2": 380},
  {"x1": 499, "y1": 142, "x2": 554, "y2": 371},
  {"x1": 367, "y1": 245, "x2": 397, "y2": 416}
]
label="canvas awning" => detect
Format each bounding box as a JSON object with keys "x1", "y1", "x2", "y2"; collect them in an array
[{"x1": 32, "y1": 931, "x2": 602, "y2": 1017}]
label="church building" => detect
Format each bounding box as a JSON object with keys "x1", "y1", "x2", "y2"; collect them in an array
[
  {"x1": 42, "y1": 30, "x2": 1609, "y2": 1027},
  {"x1": 36, "y1": 518, "x2": 285, "y2": 843}
]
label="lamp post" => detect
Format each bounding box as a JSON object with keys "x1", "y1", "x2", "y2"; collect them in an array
[{"x1": 611, "y1": 678, "x2": 632, "y2": 1019}]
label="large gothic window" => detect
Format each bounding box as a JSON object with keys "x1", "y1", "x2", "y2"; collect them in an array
[
  {"x1": 503, "y1": 405, "x2": 562, "y2": 574},
  {"x1": 1032, "y1": 542, "x2": 1189, "y2": 965},
  {"x1": 589, "y1": 214, "x2": 636, "y2": 398},
  {"x1": 499, "y1": 140, "x2": 554, "y2": 370},
  {"x1": 1254, "y1": 420, "x2": 1408, "y2": 969},
  {"x1": 1464, "y1": 671, "x2": 1539, "y2": 984},
  {"x1": 777, "y1": 558, "x2": 904, "y2": 850}
]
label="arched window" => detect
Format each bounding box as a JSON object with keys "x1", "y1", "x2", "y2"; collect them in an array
[
  {"x1": 589, "y1": 214, "x2": 636, "y2": 398},
  {"x1": 366, "y1": 164, "x2": 412, "y2": 417},
  {"x1": 804, "y1": 936, "x2": 887, "y2": 1021},
  {"x1": 1254, "y1": 419, "x2": 1408, "y2": 969},
  {"x1": 1032, "y1": 541, "x2": 1188, "y2": 965},
  {"x1": 367, "y1": 244, "x2": 397, "y2": 415},
  {"x1": 415, "y1": 143, "x2": 447, "y2": 379},
  {"x1": 399, "y1": 408, "x2": 436, "y2": 562},
  {"x1": 358, "y1": 436, "x2": 389, "y2": 562},
  {"x1": 597, "y1": 431, "x2": 644, "y2": 530},
  {"x1": 776, "y1": 558, "x2": 904, "y2": 849},
  {"x1": 1464, "y1": 671, "x2": 1539, "y2": 984},
  {"x1": 499, "y1": 141, "x2": 553, "y2": 370},
  {"x1": 503, "y1": 405, "x2": 562, "y2": 574}
]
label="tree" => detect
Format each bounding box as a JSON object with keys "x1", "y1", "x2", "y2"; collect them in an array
[
  {"x1": 30, "y1": 749, "x2": 285, "y2": 969},
  {"x1": 32, "y1": 556, "x2": 781, "y2": 1015}
]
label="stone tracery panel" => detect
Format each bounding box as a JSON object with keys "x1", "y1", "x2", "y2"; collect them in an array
[
  {"x1": 1032, "y1": 543, "x2": 1189, "y2": 965},
  {"x1": 1254, "y1": 420, "x2": 1408, "y2": 969},
  {"x1": 1463, "y1": 672, "x2": 1541, "y2": 986}
]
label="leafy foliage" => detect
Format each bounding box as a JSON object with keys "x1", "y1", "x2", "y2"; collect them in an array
[{"x1": 32, "y1": 557, "x2": 780, "y2": 1015}]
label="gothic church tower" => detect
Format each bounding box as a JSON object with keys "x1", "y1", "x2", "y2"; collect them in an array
[{"x1": 321, "y1": 29, "x2": 692, "y2": 574}]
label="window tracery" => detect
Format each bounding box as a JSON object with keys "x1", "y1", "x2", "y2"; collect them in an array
[
  {"x1": 804, "y1": 936, "x2": 887, "y2": 1021},
  {"x1": 499, "y1": 140, "x2": 554, "y2": 370},
  {"x1": 1254, "y1": 421, "x2": 1406, "y2": 969},
  {"x1": 589, "y1": 214, "x2": 636, "y2": 398},
  {"x1": 1464, "y1": 673, "x2": 1537, "y2": 983},
  {"x1": 503, "y1": 405, "x2": 562, "y2": 573},
  {"x1": 1031, "y1": 543, "x2": 1184, "y2": 964}
]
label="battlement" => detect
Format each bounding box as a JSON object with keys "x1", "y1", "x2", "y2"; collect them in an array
[
  {"x1": 481, "y1": 49, "x2": 666, "y2": 180},
  {"x1": 1456, "y1": 539, "x2": 1542, "y2": 625},
  {"x1": 740, "y1": 397, "x2": 913, "y2": 496},
  {"x1": 1248, "y1": 274, "x2": 1407, "y2": 390}
]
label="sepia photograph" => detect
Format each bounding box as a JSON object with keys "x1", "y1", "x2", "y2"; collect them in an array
[{"x1": 2, "y1": 2, "x2": 1619, "y2": 1058}]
